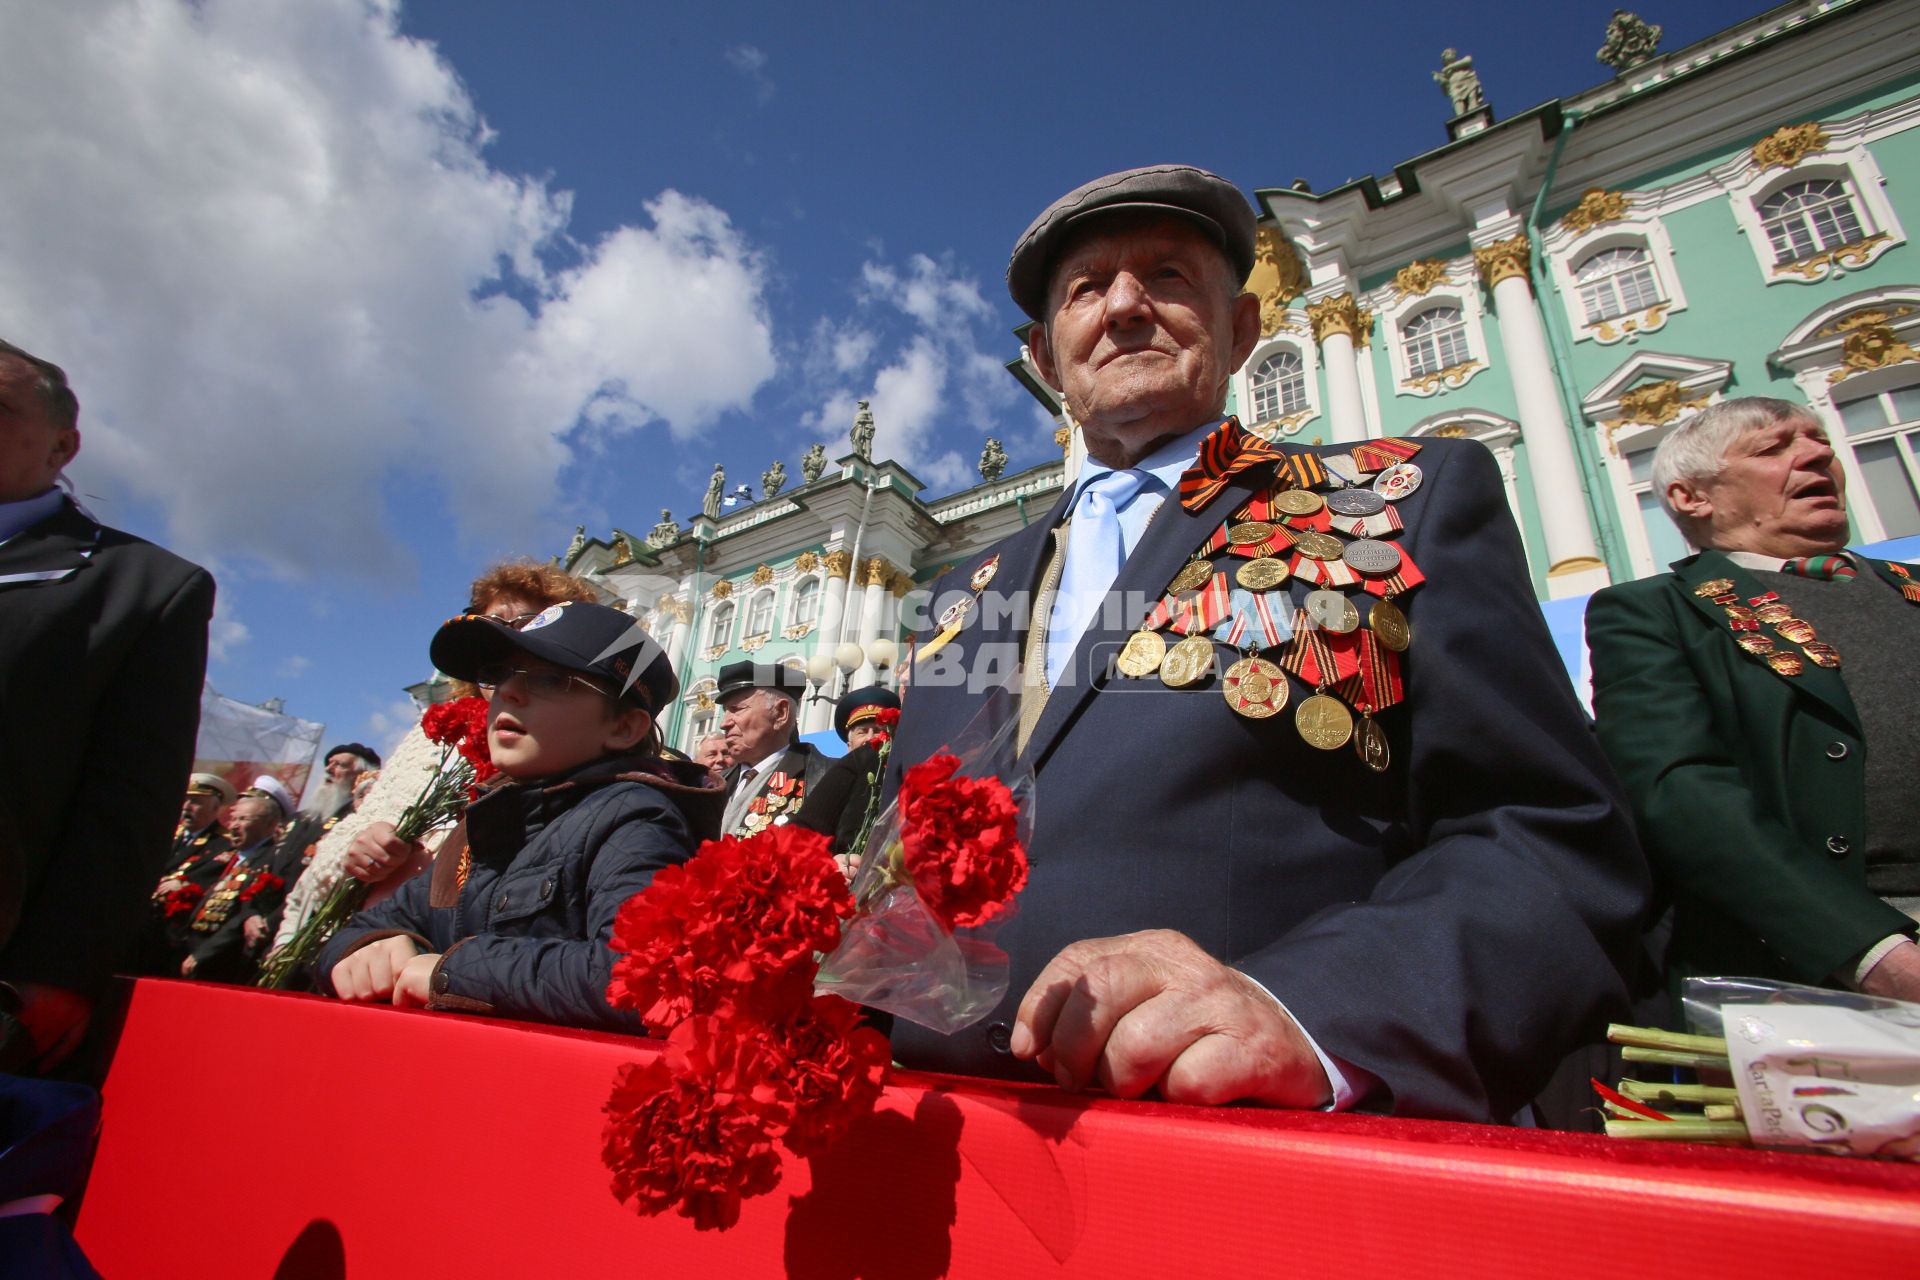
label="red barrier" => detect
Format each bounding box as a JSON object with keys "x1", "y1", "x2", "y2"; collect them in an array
[{"x1": 75, "y1": 980, "x2": 1920, "y2": 1277}]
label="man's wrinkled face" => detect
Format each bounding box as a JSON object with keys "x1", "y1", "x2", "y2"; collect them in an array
[
  {"x1": 1677, "y1": 415, "x2": 1850, "y2": 558},
  {"x1": 1028, "y1": 214, "x2": 1257, "y2": 462},
  {"x1": 845, "y1": 723, "x2": 882, "y2": 751},
  {"x1": 721, "y1": 689, "x2": 791, "y2": 764},
  {"x1": 324, "y1": 753, "x2": 366, "y2": 786},
  {"x1": 180, "y1": 793, "x2": 222, "y2": 832},
  {"x1": 693, "y1": 735, "x2": 730, "y2": 778},
  {"x1": 225, "y1": 798, "x2": 280, "y2": 850},
  {"x1": 0, "y1": 355, "x2": 77, "y2": 504}
]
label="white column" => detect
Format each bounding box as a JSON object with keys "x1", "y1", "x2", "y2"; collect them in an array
[
  {"x1": 1309, "y1": 293, "x2": 1369, "y2": 443},
  {"x1": 850, "y1": 560, "x2": 888, "y2": 687},
  {"x1": 1476, "y1": 238, "x2": 1606, "y2": 596}
]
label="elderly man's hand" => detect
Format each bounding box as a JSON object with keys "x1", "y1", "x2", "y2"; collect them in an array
[
  {"x1": 344, "y1": 822, "x2": 418, "y2": 885},
  {"x1": 1010, "y1": 930, "x2": 1333, "y2": 1108},
  {"x1": 1861, "y1": 939, "x2": 1920, "y2": 1003}
]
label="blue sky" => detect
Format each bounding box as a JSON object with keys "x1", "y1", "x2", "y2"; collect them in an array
[{"x1": 4, "y1": 0, "x2": 1768, "y2": 774}]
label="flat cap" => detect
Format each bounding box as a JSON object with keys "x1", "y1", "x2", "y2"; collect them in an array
[
  {"x1": 1007, "y1": 164, "x2": 1257, "y2": 322},
  {"x1": 323, "y1": 742, "x2": 381, "y2": 768},
  {"x1": 715, "y1": 660, "x2": 807, "y2": 703}
]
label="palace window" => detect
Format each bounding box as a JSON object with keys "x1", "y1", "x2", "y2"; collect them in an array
[
  {"x1": 1574, "y1": 246, "x2": 1663, "y2": 324},
  {"x1": 1833, "y1": 379, "x2": 1920, "y2": 540},
  {"x1": 705, "y1": 600, "x2": 735, "y2": 651},
  {"x1": 1402, "y1": 307, "x2": 1471, "y2": 378},
  {"x1": 1249, "y1": 350, "x2": 1307, "y2": 421},
  {"x1": 745, "y1": 589, "x2": 775, "y2": 638},
  {"x1": 1759, "y1": 180, "x2": 1866, "y2": 267},
  {"x1": 790, "y1": 576, "x2": 820, "y2": 629}
]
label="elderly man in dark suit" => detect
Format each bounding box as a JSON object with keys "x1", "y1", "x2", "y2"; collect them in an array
[
  {"x1": 717, "y1": 661, "x2": 832, "y2": 837},
  {"x1": 0, "y1": 339, "x2": 214, "y2": 1072},
  {"x1": 888, "y1": 167, "x2": 1648, "y2": 1121},
  {"x1": 1587, "y1": 396, "x2": 1920, "y2": 1003}
]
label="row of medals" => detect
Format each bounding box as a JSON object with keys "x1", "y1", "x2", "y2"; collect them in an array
[
  {"x1": 1693, "y1": 577, "x2": 1840, "y2": 675},
  {"x1": 1114, "y1": 459, "x2": 1421, "y2": 772}
]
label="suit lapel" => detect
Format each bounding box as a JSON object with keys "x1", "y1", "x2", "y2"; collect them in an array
[
  {"x1": 0, "y1": 503, "x2": 98, "y2": 589},
  {"x1": 1018, "y1": 465, "x2": 1265, "y2": 770},
  {"x1": 1673, "y1": 550, "x2": 1857, "y2": 727}
]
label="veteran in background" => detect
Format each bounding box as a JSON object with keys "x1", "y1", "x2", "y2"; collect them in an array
[
  {"x1": 1587, "y1": 396, "x2": 1920, "y2": 1001},
  {"x1": 717, "y1": 661, "x2": 831, "y2": 837},
  {"x1": 794, "y1": 686, "x2": 900, "y2": 870}
]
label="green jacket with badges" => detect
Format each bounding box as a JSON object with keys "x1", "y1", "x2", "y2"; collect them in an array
[{"x1": 1586, "y1": 549, "x2": 1917, "y2": 987}]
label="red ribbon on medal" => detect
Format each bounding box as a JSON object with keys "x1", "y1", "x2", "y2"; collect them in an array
[
  {"x1": 1334, "y1": 630, "x2": 1405, "y2": 713},
  {"x1": 1349, "y1": 437, "x2": 1422, "y2": 473},
  {"x1": 1168, "y1": 572, "x2": 1231, "y2": 635},
  {"x1": 1359, "y1": 553, "x2": 1425, "y2": 598}
]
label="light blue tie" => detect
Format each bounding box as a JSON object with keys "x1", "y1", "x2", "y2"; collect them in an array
[{"x1": 1047, "y1": 468, "x2": 1152, "y2": 688}]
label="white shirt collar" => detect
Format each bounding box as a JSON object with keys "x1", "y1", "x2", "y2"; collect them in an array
[
  {"x1": 746, "y1": 746, "x2": 789, "y2": 779},
  {"x1": 1070, "y1": 420, "x2": 1216, "y2": 505},
  {"x1": 1722, "y1": 549, "x2": 1854, "y2": 573}
]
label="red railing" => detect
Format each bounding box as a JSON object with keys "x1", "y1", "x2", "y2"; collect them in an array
[{"x1": 75, "y1": 979, "x2": 1920, "y2": 1277}]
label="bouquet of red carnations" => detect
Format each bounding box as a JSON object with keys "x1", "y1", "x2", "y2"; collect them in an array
[
  {"x1": 599, "y1": 691, "x2": 1032, "y2": 1231},
  {"x1": 257, "y1": 696, "x2": 497, "y2": 989}
]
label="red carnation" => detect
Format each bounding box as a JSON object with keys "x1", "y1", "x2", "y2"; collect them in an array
[
  {"x1": 602, "y1": 1017, "x2": 793, "y2": 1232},
  {"x1": 161, "y1": 884, "x2": 206, "y2": 919},
  {"x1": 898, "y1": 754, "x2": 1028, "y2": 931},
  {"x1": 238, "y1": 872, "x2": 285, "y2": 903},
  {"x1": 776, "y1": 995, "x2": 891, "y2": 1157},
  {"x1": 606, "y1": 824, "x2": 849, "y2": 1033},
  {"x1": 873, "y1": 707, "x2": 901, "y2": 728}
]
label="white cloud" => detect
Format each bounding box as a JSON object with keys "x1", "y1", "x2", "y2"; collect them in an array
[
  {"x1": 724, "y1": 44, "x2": 774, "y2": 102},
  {"x1": 0, "y1": 0, "x2": 777, "y2": 581},
  {"x1": 209, "y1": 593, "x2": 250, "y2": 663},
  {"x1": 279, "y1": 654, "x2": 313, "y2": 677},
  {"x1": 818, "y1": 254, "x2": 1016, "y2": 491},
  {"x1": 363, "y1": 694, "x2": 423, "y2": 761},
  {"x1": 830, "y1": 326, "x2": 877, "y2": 375}
]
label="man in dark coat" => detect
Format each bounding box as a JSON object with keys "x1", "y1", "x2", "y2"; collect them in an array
[
  {"x1": 886, "y1": 167, "x2": 1648, "y2": 1121},
  {"x1": 137, "y1": 774, "x2": 237, "y2": 973},
  {"x1": 717, "y1": 660, "x2": 832, "y2": 837},
  {"x1": 795, "y1": 686, "x2": 900, "y2": 864},
  {"x1": 181, "y1": 787, "x2": 302, "y2": 983},
  {"x1": 1587, "y1": 397, "x2": 1920, "y2": 1001},
  {"x1": 0, "y1": 340, "x2": 214, "y2": 1073}
]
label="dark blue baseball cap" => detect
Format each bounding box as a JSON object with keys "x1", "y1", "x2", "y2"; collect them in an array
[{"x1": 430, "y1": 600, "x2": 678, "y2": 713}]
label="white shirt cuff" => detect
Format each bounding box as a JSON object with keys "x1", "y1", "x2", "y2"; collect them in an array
[
  {"x1": 1238, "y1": 970, "x2": 1377, "y2": 1111},
  {"x1": 1850, "y1": 934, "x2": 1918, "y2": 989}
]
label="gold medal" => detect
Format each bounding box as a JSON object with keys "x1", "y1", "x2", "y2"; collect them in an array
[
  {"x1": 1767, "y1": 651, "x2": 1805, "y2": 677},
  {"x1": 1695, "y1": 578, "x2": 1735, "y2": 597},
  {"x1": 1354, "y1": 715, "x2": 1390, "y2": 773},
  {"x1": 1776, "y1": 618, "x2": 1816, "y2": 644},
  {"x1": 970, "y1": 555, "x2": 1000, "y2": 592},
  {"x1": 1168, "y1": 560, "x2": 1214, "y2": 594},
  {"x1": 1159, "y1": 634, "x2": 1215, "y2": 688},
  {"x1": 1369, "y1": 597, "x2": 1411, "y2": 652},
  {"x1": 1274, "y1": 489, "x2": 1325, "y2": 517},
  {"x1": 1722, "y1": 605, "x2": 1756, "y2": 621},
  {"x1": 1735, "y1": 634, "x2": 1775, "y2": 655},
  {"x1": 1295, "y1": 694, "x2": 1354, "y2": 750},
  {"x1": 1295, "y1": 531, "x2": 1345, "y2": 561},
  {"x1": 1116, "y1": 629, "x2": 1167, "y2": 678},
  {"x1": 1223, "y1": 656, "x2": 1287, "y2": 719},
  {"x1": 1801, "y1": 640, "x2": 1842, "y2": 668},
  {"x1": 1229, "y1": 521, "x2": 1276, "y2": 546},
  {"x1": 1753, "y1": 603, "x2": 1793, "y2": 623},
  {"x1": 1237, "y1": 557, "x2": 1290, "y2": 590}
]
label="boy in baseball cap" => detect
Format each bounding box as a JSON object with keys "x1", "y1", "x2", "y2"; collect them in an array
[{"x1": 317, "y1": 601, "x2": 722, "y2": 1029}]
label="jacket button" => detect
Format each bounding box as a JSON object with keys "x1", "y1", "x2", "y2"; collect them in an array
[
  {"x1": 1826, "y1": 742, "x2": 1850, "y2": 760},
  {"x1": 495, "y1": 892, "x2": 509, "y2": 912},
  {"x1": 540, "y1": 877, "x2": 555, "y2": 901},
  {"x1": 1826, "y1": 836, "x2": 1851, "y2": 857},
  {"x1": 986, "y1": 1022, "x2": 1012, "y2": 1054}
]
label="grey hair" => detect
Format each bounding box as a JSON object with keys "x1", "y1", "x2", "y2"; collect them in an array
[
  {"x1": 0, "y1": 339, "x2": 79, "y2": 433},
  {"x1": 1649, "y1": 397, "x2": 1814, "y2": 525}
]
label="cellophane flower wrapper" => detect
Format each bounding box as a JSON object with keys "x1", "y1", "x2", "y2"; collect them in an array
[
  {"x1": 1684, "y1": 976, "x2": 1920, "y2": 1161},
  {"x1": 813, "y1": 685, "x2": 1034, "y2": 1035}
]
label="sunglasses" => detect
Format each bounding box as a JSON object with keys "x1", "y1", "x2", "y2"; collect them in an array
[{"x1": 474, "y1": 663, "x2": 611, "y2": 700}]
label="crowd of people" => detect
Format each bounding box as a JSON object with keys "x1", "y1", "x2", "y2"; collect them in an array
[{"x1": 2, "y1": 165, "x2": 1914, "y2": 1139}]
